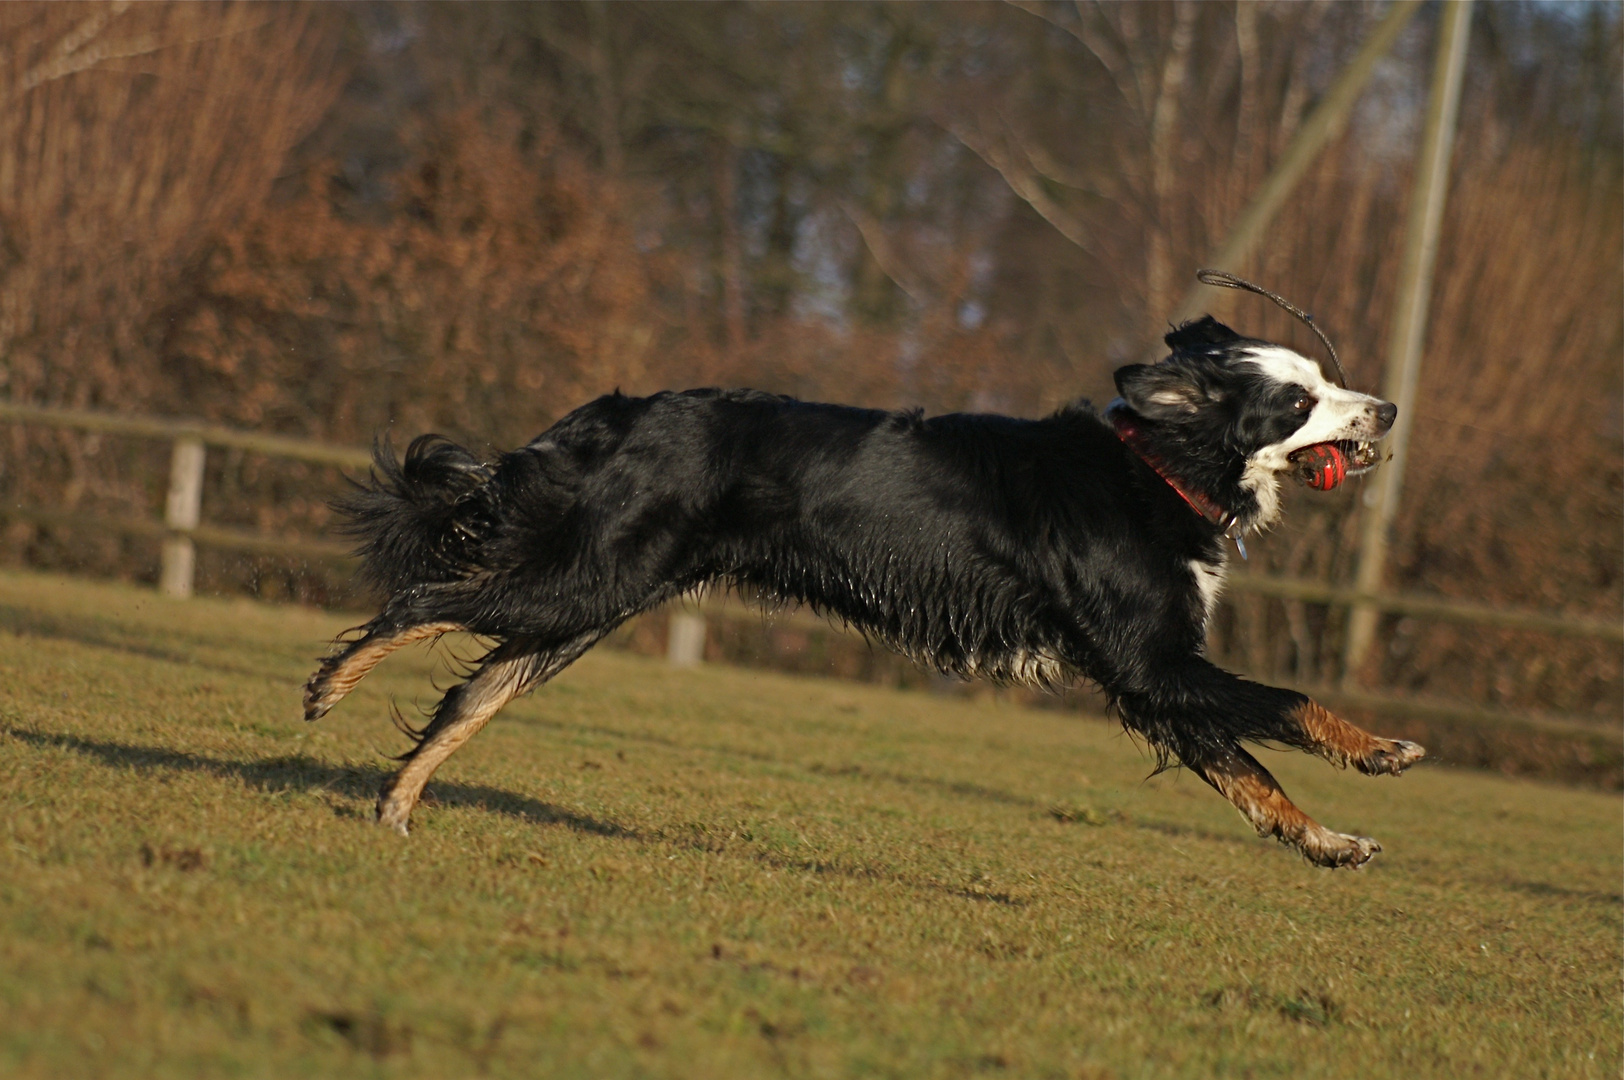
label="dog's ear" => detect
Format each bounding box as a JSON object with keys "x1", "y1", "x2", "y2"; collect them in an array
[
  {"x1": 1164, "y1": 315, "x2": 1241, "y2": 354},
  {"x1": 1114, "y1": 363, "x2": 1213, "y2": 419}
]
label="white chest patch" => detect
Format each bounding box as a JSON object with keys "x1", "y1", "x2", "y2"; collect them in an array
[
  {"x1": 1189, "y1": 557, "x2": 1228, "y2": 625},
  {"x1": 1239, "y1": 460, "x2": 1283, "y2": 529}
]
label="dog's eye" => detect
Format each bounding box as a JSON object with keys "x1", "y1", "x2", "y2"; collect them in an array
[{"x1": 1292, "y1": 394, "x2": 1315, "y2": 413}]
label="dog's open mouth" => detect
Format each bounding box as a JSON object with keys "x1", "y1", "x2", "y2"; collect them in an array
[{"x1": 1288, "y1": 440, "x2": 1383, "y2": 490}]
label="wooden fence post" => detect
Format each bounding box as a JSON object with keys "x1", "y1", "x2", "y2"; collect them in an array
[
  {"x1": 667, "y1": 587, "x2": 708, "y2": 667},
  {"x1": 159, "y1": 436, "x2": 206, "y2": 598}
]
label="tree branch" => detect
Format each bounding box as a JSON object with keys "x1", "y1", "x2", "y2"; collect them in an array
[
  {"x1": 940, "y1": 113, "x2": 1102, "y2": 260},
  {"x1": 1005, "y1": 0, "x2": 1144, "y2": 119},
  {"x1": 839, "y1": 200, "x2": 933, "y2": 306}
]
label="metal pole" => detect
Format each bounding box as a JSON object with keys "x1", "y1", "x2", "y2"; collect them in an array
[
  {"x1": 1342, "y1": 0, "x2": 1474, "y2": 686},
  {"x1": 159, "y1": 436, "x2": 206, "y2": 598}
]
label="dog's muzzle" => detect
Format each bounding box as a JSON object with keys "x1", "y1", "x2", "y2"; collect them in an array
[{"x1": 1288, "y1": 402, "x2": 1395, "y2": 490}]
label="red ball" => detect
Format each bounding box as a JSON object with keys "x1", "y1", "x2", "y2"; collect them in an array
[{"x1": 1295, "y1": 443, "x2": 1348, "y2": 490}]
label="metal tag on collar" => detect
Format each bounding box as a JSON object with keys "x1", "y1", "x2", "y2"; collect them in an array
[{"x1": 1224, "y1": 517, "x2": 1248, "y2": 560}]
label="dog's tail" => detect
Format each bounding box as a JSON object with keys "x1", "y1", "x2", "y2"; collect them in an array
[{"x1": 336, "y1": 435, "x2": 495, "y2": 596}]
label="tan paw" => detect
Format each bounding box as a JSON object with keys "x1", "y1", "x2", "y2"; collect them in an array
[
  {"x1": 1298, "y1": 829, "x2": 1381, "y2": 869},
  {"x1": 1356, "y1": 739, "x2": 1426, "y2": 777},
  {"x1": 302, "y1": 675, "x2": 336, "y2": 721},
  {"x1": 375, "y1": 795, "x2": 413, "y2": 836}
]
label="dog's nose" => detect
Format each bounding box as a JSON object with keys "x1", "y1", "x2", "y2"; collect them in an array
[{"x1": 1374, "y1": 401, "x2": 1397, "y2": 433}]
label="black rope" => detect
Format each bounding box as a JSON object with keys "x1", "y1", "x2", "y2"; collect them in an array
[{"x1": 1194, "y1": 269, "x2": 1348, "y2": 388}]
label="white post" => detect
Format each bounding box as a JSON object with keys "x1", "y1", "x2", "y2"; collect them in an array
[
  {"x1": 159, "y1": 436, "x2": 206, "y2": 598},
  {"x1": 667, "y1": 587, "x2": 708, "y2": 667}
]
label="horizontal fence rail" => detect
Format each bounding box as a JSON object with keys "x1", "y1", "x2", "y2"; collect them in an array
[
  {"x1": 1, "y1": 400, "x2": 1618, "y2": 734},
  {"x1": 2, "y1": 398, "x2": 1616, "y2": 636},
  {"x1": 0, "y1": 504, "x2": 355, "y2": 562},
  {"x1": 1226, "y1": 572, "x2": 1622, "y2": 644},
  {"x1": 0, "y1": 401, "x2": 373, "y2": 468},
  {"x1": 0, "y1": 401, "x2": 370, "y2": 596}
]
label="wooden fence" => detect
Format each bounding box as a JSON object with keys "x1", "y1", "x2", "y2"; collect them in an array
[
  {"x1": 1, "y1": 400, "x2": 1618, "y2": 735},
  {"x1": 0, "y1": 401, "x2": 366, "y2": 596}
]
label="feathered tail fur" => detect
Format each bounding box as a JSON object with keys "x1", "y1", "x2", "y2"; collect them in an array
[{"x1": 336, "y1": 435, "x2": 494, "y2": 596}]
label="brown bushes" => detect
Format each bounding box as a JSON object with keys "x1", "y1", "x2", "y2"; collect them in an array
[
  {"x1": 0, "y1": 2, "x2": 343, "y2": 584},
  {"x1": 0, "y1": 2, "x2": 343, "y2": 410},
  {"x1": 1201, "y1": 131, "x2": 1621, "y2": 717},
  {"x1": 159, "y1": 115, "x2": 669, "y2": 449}
]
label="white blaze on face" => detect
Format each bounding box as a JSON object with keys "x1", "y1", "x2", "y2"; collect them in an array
[{"x1": 1237, "y1": 346, "x2": 1391, "y2": 526}]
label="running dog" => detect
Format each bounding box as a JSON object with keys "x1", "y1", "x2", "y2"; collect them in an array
[{"x1": 305, "y1": 312, "x2": 1423, "y2": 867}]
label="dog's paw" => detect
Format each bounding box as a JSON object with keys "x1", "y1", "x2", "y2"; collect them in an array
[
  {"x1": 1299, "y1": 830, "x2": 1380, "y2": 869},
  {"x1": 375, "y1": 794, "x2": 413, "y2": 836},
  {"x1": 1356, "y1": 739, "x2": 1426, "y2": 777},
  {"x1": 302, "y1": 686, "x2": 332, "y2": 722},
  {"x1": 302, "y1": 664, "x2": 344, "y2": 721},
  {"x1": 373, "y1": 799, "x2": 412, "y2": 831}
]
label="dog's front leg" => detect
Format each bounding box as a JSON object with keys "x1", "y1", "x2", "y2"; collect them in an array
[
  {"x1": 1190, "y1": 744, "x2": 1382, "y2": 868},
  {"x1": 1285, "y1": 698, "x2": 1426, "y2": 776}
]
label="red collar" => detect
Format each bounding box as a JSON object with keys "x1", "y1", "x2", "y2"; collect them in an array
[{"x1": 1107, "y1": 407, "x2": 1244, "y2": 542}]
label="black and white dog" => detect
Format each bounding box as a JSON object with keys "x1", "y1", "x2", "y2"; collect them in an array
[{"x1": 306, "y1": 315, "x2": 1423, "y2": 867}]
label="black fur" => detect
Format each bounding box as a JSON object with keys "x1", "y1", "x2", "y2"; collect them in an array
[{"x1": 335, "y1": 317, "x2": 1344, "y2": 771}]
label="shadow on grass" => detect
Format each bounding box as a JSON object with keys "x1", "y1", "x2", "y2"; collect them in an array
[
  {"x1": 1488, "y1": 876, "x2": 1623, "y2": 907},
  {"x1": 2, "y1": 726, "x2": 635, "y2": 840},
  {"x1": 2, "y1": 725, "x2": 1043, "y2": 906},
  {"x1": 0, "y1": 604, "x2": 203, "y2": 664},
  {"x1": 0, "y1": 604, "x2": 310, "y2": 685}
]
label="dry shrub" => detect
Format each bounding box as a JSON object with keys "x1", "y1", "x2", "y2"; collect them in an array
[
  {"x1": 91, "y1": 108, "x2": 682, "y2": 602},
  {"x1": 158, "y1": 96, "x2": 1021, "y2": 454},
  {"x1": 1377, "y1": 138, "x2": 1622, "y2": 713},
  {"x1": 158, "y1": 111, "x2": 670, "y2": 450},
  {"x1": 0, "y1": 1, "x2": 343, "y2": 408},
  {"x1": 1404, "y1": 141, "x2": 1621, "y2": 614}
]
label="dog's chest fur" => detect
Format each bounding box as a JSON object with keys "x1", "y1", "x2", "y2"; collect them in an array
[{"x1": 1188, "y1": 554, "x2": 1228, "y2": 626}]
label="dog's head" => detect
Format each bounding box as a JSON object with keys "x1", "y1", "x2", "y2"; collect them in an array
[{"x1": 1112, "y1": 316, "x2": 1395, "y2": 524}]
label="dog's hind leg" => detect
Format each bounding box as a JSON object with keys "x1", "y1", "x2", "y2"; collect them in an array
[
  {"x1": 375, "y1": 634, "x2": 598, "y2": 835},
  {"x1": 1284, "y1": 699, "x2": 1425, "y2": 777},
  {"x1": 1191, "y1": 744, "x2": 1382, "y2": 869},
  {"x1": 304, "y1": 619, "x2": 466, "y2": 721}
]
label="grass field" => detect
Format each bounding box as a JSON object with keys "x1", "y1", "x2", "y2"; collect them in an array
[{"x1": 0, "y1": 569, "x2": 1618, "y2": 1079}]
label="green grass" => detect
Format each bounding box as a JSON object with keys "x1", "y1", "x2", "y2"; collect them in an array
[{"x1": 0, "y1": 569, "x2": 1617, "y2": 1079}]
